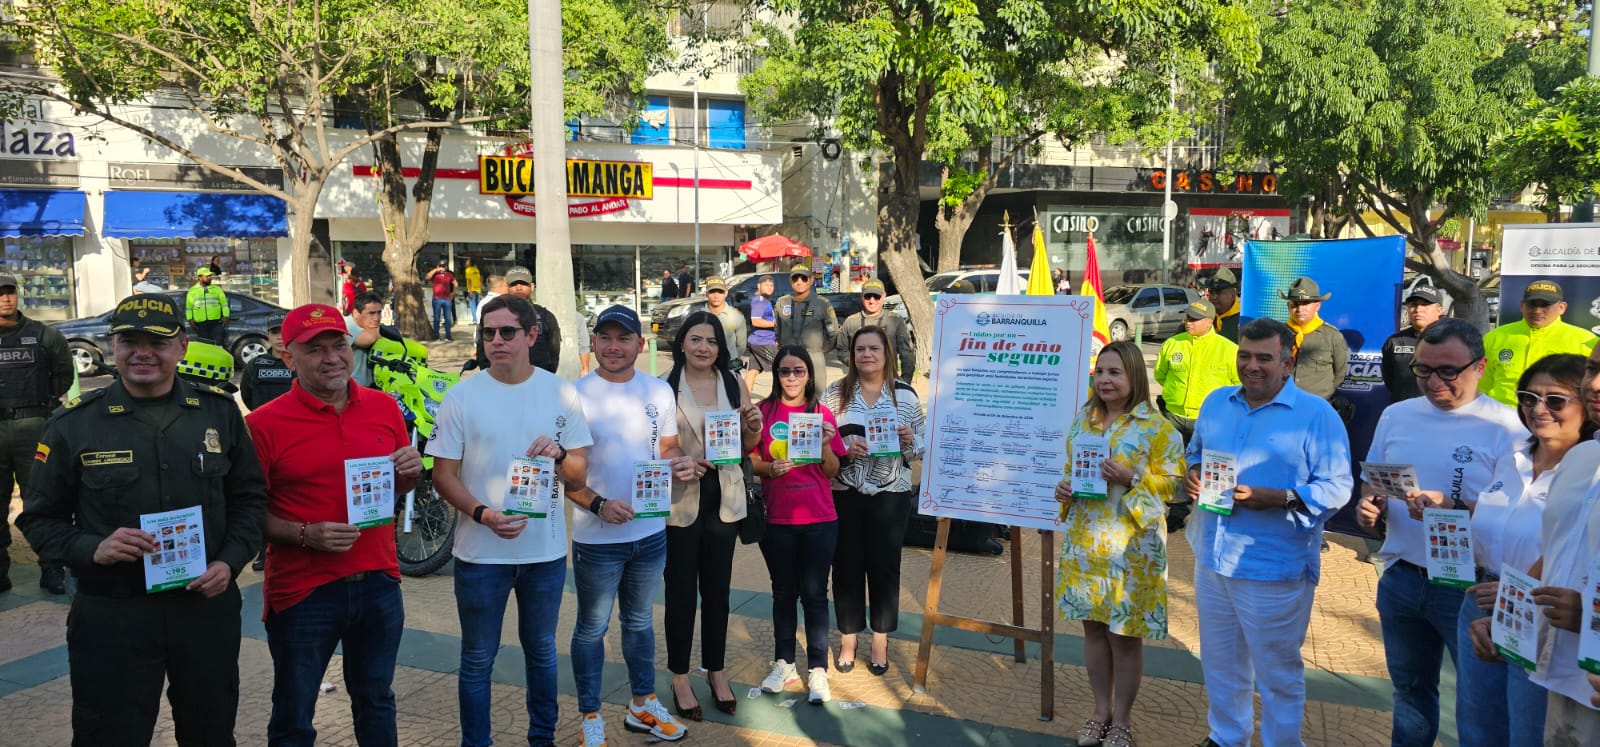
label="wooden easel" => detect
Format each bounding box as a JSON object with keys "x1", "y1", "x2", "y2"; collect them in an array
[{"x1": 912, "y1": 518, "x2": 1057, "y2": 721}]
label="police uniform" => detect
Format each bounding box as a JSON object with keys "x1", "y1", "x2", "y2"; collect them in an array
[
  {"x1": 184, "y1": 270, "x2": 229, "y2": 343},
  {"x1": 17, "y1": 294, "x2": 268, "y2": 746},
  {"x1": 1154, "y1": 299, "x2": 1240, "y2": 440},
  {"x1": 775, "y1": 264, "x2": 838, "y2": 387},
  {"x1": 0, "y1": 271, "x2": 73, "y2": 591},
  {"x1": 1209, "y1": 268, "x2": 1241, "y2": 343},
  {"x1": 1379, "y1": 286, "x2": 1442, "y2": 403},
  {"x1": 838, "y1": 278, "x2": 916, "y2": 380},
  {"x1": 1479, "y1": 280, "x2": 1598, "y2": 406}
]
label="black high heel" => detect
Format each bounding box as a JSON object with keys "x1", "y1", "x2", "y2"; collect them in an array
[
  {"x1": 672, "y1": 684, "x2": 703, "y2": 722},
  {"x1": 709, "y1": 672, "x2": 737, "y2": 715}
]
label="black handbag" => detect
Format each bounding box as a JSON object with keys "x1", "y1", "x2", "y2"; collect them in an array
[{"x1": 738, "y1": 459, "x2": 766, "y2": 544}]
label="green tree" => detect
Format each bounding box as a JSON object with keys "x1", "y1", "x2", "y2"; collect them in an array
[
  {"x1": 1224, "y1": 0, "x2": 1589, "y2": 327},
  {"x1": 1491, "y1": 75, "x2": 1600, "y2": 220},
  {"x1": 742, "y1": 0, "x2": 1259, "y2": 375}
]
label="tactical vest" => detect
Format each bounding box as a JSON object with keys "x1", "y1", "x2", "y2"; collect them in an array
[
  {"x1": 0, "y1": 318, "x2": 52, "y2": 410},
  {"x1": 778, "y1": 294, "x2": 830, "y2": 351}
]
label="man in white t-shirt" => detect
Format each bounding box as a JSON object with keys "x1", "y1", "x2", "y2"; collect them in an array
[
  {"x1": 569, "y1": 305, "x2": 699, "y2": 747},
  {"x1": 427, "y1": 295, "x2": 594, "y2": 747},
  {"x1": 1356, "y1": 318, "x2": 1527, "y2": 747}
]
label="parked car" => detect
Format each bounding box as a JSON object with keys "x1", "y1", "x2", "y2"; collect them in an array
[
  {"x1": 650, "y1": 272, "x2": 865, "y2": 348},
  {"x1": 882, "y1": 266, "x2": 1031, "y2": 324},
  {"x1": 52, "y1": 290, "x2": 285, "y2": 376},
  {"x1": 1102, "y1": 283, "x2": 1201, "y2": 342}
]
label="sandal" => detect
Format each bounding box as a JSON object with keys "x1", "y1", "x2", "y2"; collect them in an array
[
  {"x1": 1102, "y1": 724, "x2": 1138, "y2": 747},
  {"x1": 1075, "y1": 719, "x2": 1110, "y2": 746}
]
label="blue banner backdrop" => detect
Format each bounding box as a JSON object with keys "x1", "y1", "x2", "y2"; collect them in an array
[{"x1": 1240, "y1": 235, "x2": 1407, "y2": 536}]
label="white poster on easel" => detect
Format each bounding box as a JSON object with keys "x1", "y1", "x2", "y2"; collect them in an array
[{"x1": 917, "y1": 295, "x2": 1094, "y2": 531}]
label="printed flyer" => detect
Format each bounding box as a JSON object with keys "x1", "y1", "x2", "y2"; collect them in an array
[
  {"x1": 1422, "y1": 508, "x2": 1474, "y2": 588},
  {"x1": 344, "y1": 456, "x2": 395, "y2": 529},
  {"x1": 1198, "y1": 450, "x2": 1238, "y2": 516},
  {"x1": 1069, "y1": 435, "x2": 1109, "y2": 500},
  {"x1": 788, "y1": 413, "x2": 823, "y2": 464},
  {"x1": 141, "y1": 506, "x2": 206, "y2": 593},
  {"x1": 631, "y1": 459, "x2": 672, "y2": 519},
  {"x1": 704, "y1": 410, "x2": 744, "y2": 465},
  {"x1": 1492, "y1": 565, "x2": 1541, "y2": 671},
  {"x1": 916, "y1": 295, "x2": 1093, "y2": 531},
  {"x1": 1361, "y1": 462, "x2": 1420, "y2": 497},
  {"x1": 865, "y1": 402, "x2": 901, "y2": 458},
  {"x1": 504, "y1": 456, "x2": 556, "y2": 518},
  {"x1": 1579, "y1": 555, "x2": 1600, "y2": 675}
]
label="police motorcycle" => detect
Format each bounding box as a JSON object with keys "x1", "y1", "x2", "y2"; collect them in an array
[{"x1": 369, "y1": 327, "x2": 460, "y2": 576}]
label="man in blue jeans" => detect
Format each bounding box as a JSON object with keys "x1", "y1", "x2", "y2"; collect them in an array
[
  {"x1": 1356, "y1": 319, "x2": 1526, "y2": 747},
  {"x1": 569, "y1": 305, "x2": 699, "y2": 747},
  {"x1": 245, "y1": 303, "x2": 425, "y2": 746},
  {"x1": 424, "y1": 259, "x2": 456, "y2": 342},
  {"x1": 428, "y1": 295, "x2": 595, "y2": 747}
]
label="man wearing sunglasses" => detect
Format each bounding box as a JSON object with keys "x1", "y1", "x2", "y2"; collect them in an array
[
  {"x1": 1356, "y1": 318, "x2": 1527, "y2": 747},
  {"x1": 775, "y1": 264, "x2": 839, "y2": 388},
  {"x1": 1479, "y1": 280, "x2": 1597, "y2": 407},
  {"x1": 428, "y1": 294, "x2": 594, "y2": 747},
  {"x1": 837, "y1": 277, "x2": 915, "y2": 380}
]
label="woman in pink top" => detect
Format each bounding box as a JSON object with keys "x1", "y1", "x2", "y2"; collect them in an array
[{"x1": 751, "y1": 345, "x2": 847, "y2": 706}]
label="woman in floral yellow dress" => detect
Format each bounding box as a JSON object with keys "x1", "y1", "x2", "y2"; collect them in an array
[{"x1": 1054, "y1": 340, "x2": 1185, "y2": 747}]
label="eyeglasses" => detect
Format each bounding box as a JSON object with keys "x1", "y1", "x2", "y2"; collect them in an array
[
  {"x1": 1409, "y1": 357, "x2": 1483, "y2": 382},
  {"x1": 1516, "y1": 390, "x2": 1575, "y2": 412},
  {"x1": 862, "y1": 293, "x2": 883, "y2": 300},
  {"x1": 481, "y1": 326, "x2": 525, "y2": 341},
  {"x1": 790, "y1": 275, "x2": 811, "y2": 282},
  {"x1": 777, "y1": 367, "x2": 808, "y2": 378}
]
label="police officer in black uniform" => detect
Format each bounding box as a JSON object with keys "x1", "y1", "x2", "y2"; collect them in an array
[
  {"x1": 0, "y1": 271, "x2": 72, "y2": 594},
  {"x1": 18, "y1": 293, "x2": 268, "y2": 746},
  {"x1": 241, "y1": 313, "x2": 295, "y2": 410}
]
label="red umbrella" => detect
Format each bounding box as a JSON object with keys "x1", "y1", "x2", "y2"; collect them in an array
[{"x1": 739, "y1": 234, "x2": 811, "y2": 261}]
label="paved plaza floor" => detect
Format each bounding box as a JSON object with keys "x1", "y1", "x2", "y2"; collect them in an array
[{"x1": 0, "y1": 331, "x2": 1444, "y2": 746}]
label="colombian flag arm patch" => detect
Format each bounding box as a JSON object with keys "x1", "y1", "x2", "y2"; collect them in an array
[{"x1": 33, "y1": 443, "x2": 48, "y2": 464}]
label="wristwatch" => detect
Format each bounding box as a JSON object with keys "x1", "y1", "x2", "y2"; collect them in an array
[
  {"x1": 1284, "y1": 488, "x2": 1307, "y2": 514},
  {"x1": 472, "y1": 505, "x2": 488, "y2": 524}
]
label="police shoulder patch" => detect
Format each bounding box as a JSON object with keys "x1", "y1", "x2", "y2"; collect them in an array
[{"x1": 197, "y1": 384, "x2": 233, "y2": 398}]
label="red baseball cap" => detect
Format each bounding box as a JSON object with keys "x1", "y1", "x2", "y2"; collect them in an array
[{"x1": 281, "y1": 303, "x2": 348, "y2": 345}]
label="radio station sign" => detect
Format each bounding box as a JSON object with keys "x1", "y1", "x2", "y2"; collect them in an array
[
  {"x1": 1140, "y1": 168, "x2": 1278, "y2": 195},
  {"x1": 478, "y1": 154, "x2": 654, "y2": 218}
]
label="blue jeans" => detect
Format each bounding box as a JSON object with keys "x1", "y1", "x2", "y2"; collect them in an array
[
  {"x1": 760, "y1": 521, "x2": 839, "y2": 670},
  {"x1": 1455, "y1": 593, "x2": 1545, "y2": 747},
  {"x1": 431, "y1": 298, "x2": 454, "y2": 340},
  {"x1": 467, "y1": 291, "x2": 481, "y2": 320},
  {"x1": 571, "y1": 531, "x2": 667, "y2": 714},
  {"x1": 1376, "y1": 563, "x2": 1463, "y2": 747},
  {"x1": 265, "y1": 573, "x2": 405, "y2": 747},
  {"x1": 455, "y1": 558, "x2": 566, "y2": 747}
]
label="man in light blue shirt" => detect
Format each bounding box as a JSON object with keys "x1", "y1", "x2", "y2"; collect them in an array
[{"x1": 1185, "y1": 318, "x2": 1353, "y2": 747}]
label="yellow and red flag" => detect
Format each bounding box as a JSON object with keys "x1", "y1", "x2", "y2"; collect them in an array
[
  {"x1": 1026, "y1": 224, "x2": 1055, "y2": 296},
  {"x1": 1080, "y1": 233, "x2": 1110, "y2": 347}
]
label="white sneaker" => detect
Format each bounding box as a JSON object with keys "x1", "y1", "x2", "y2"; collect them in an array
[
  {"x1": 579, "y1": 712, "x2": 607, "y2": 747},
  {"x1": 624, "y1": 695, "x2": 686, "y2": 741},
  {"x1": 808, "y1": 667, "x2": 831, "y2": 705},
  {"x1": 761, "y1": 660, "x2": 801, "y2": 693}
]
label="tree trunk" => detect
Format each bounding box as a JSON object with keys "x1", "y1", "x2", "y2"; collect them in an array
[
  {"x1": 287, "y1": 194, "x2": 319, "y2": 307},
  {"x1": 880, "y1": 159, "x2": 936, "y2": 380},
  {"x1": 1400, "y1": 203, "x2": 1491, "y2": 330},
  {"x1": 934, "y1": 211, "x2": 973, "y2": 273},
  {"x1": 370, "y1": 131, "x2": 439, "y2": 339}
]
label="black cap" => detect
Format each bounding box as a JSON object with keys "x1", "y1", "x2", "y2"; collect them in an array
[
  {"x1": 594, "y1": 304, "x2": 642, "y2": 335},
  {"x1": 1523, "y1": 280, "x2": 1563, "y2": 304},
  {"x1": 0, "y1": 272, "x2": 17, "y2": 291},
  {"x1": 1404, "y1": 286, "x2": 1442, "y2": 305},
  {"x1": 107, "y1": 293, "x2": 183, "y2": 338},
  {"x1": 266, "y1": 313, "x2": 287, "y2": 331}
]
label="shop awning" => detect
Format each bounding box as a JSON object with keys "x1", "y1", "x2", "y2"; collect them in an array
[
  {"x1": 0, "y1": 189, "x2": 87, "y2": 237},
  {"x1": 103, "y1": 191, "x2": 288, "y2": 239}
]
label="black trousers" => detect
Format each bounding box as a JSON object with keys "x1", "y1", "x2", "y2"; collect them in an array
[
  {"x1": 68, "y1": 584, "x2": 243, "y2": 747},
  {"x1": 0, "y1": 416, "x2": 46, "y2": 577},
  {"x1": 663, "y1": 477, "x2": 739, "y2": 674},
  {"x1": 831, "y1": 488, "x2": 914, "y2": 635},
  {"x1": 192, "y1": 320, "x2": 225, "y2": 345}
]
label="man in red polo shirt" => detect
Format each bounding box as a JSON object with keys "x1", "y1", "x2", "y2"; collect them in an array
[{"x1": 245, "y1": 303, "x2": 423, "y2": 747}]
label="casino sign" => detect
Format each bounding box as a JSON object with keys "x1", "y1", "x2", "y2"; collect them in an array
[{"x1": 478, "y1": 143, "x2": 653, "y2": 218}]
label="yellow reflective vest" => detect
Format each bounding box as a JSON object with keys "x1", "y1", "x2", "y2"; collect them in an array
[
  {"x1": 1154, "y1": 330, "x2": 1240, "y2": 419},
  {"x1": 1479, "y1": 319, "x2": 1597, "y2": 406},
  {"x1": 185, "y1": 284, "x2": 229, "y2": 324}
]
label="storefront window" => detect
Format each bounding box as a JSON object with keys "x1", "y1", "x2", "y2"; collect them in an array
[
  {"x1": 2, "y1": 236, "x2": 74, "y2": 321},
  {"x1": 128, "y1": 237, "x2": 280, "y2": 305},
  {"x1": 1043, "y1": 205, "x2": 1167, "y2": 286}
]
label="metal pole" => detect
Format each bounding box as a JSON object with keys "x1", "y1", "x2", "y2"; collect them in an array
[
  {"x1": 692, "y1": 9, "x2": 702, "y2": 284},
  {"x1": 529, "y1": 0, "x2": 579, "y2": 379},
  {"x1": 1589, "y1": 5, "x2": 1599, "y2": 75},
  {"x1": 634, "y1": 243, "x2": 642, "y2": 316},
  {"x1": 1160, "y1": 70, "x2": 1175, "y2": 284}
]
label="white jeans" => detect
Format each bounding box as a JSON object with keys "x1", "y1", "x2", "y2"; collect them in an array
[{"x1": 1195, "y1": 564, "x2": 1317, "y2": 747}]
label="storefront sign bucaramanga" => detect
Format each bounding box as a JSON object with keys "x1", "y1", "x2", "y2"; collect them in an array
[
  {"x1": 478, "y1": 155, "x2": 653, "y2": 218},
  {"x1": 108, "y1": 163, "x2": 284, "y2": 192},
  {"x1": 1140, "y1": 168, "x2": 1278, "y2": 195},
  {"x1": 0, "y1": 160, "x2": 79, "y2": 187}
]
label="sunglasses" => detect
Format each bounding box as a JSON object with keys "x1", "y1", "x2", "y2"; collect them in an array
[
  {"x1": 777, "y1": 367, "x2": 809, "y2": 378},
  {"x1": 1516, "y1": 390, "x2": 1575, "y2": 412},
  {"x1": 481, "y1": 326, "x2": 525, "y2": 341},
  {"x1": 862, "y1": 293, "x2": 883, "y2": 300},
  {"x1": 1409, "y1": 357, "x2": 1483, "y2": 382},
  {"x1": 790, "y1": 275, "x2": 812, "y2": 282}
]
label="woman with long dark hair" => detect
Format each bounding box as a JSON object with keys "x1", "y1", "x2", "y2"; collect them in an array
[
  {"x1": 661, "y1": 312, "x2": 763, "y2": 719},
  {"x1": 823, "y1": 326, "x2": 925, "y2": 676},
  {"x1": 750, "y1": 345, "x2": 847, "y2": 705},
  {"x1": 1054, "y1": 340, "x2": 1184, "y2": 747}
]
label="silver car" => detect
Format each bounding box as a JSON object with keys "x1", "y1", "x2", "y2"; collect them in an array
[{"x1": 1102, "y1": 284, "x2": 1201, "y2": 341}]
